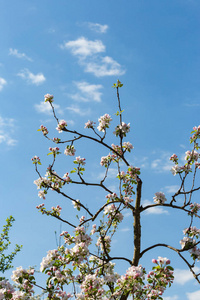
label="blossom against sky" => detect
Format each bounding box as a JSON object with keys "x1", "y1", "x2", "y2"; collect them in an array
[{"x1": 0, "y1": 1, "x2": 200, "y2": 299}]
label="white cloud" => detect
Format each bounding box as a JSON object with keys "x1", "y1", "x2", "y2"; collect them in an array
[
  {"x1": 61, "y1": 37, "x2": 125, "y2": 77},
  {"x1": 83, "y1": 56, "x2": 125, "y2": 77},
  {"x1": 70, "y1": 81, "x2": 103, "y2": 103},
  {"x1": 34, "y1": 101, "x2": 62, "y2": 115},
  {"x1": 123, "y1": 211, "x2": 132, "y2": 218},
  {"x1": 61, "y1": 37, "x2": 105, "y2": 57},
  {"x1": 48, "y1": 28, "x2": 56, "y2": 34},
  {"x1": 151, "y1": 151, "x2": 173, "y2": 173},
  {"x1": 87, "y1": 22, "x2": 109, "y2": 33},
  {"x1": 180, "y1": 144, "x2": 186, "y2": 149},
  {"x1": 9, "y1": 48, "x2": 32, "y2": 61},
  {"x1": 17, "y1": 68, "x2": 46, "y2": 85},
  {"x1": 142, "y1": 199, "x2": 168, "y2": 215},
  {"x1": 66, "y1": 104, "x2": 91, "y2": 116},
  {"x1": 184, "y1": 103, "x2": 200, "y2": 107},
  {"x1": 0, "y1": 77, "x2": 7, "y2": 91},
  {"x1": 97, "y1": 167, "x2": 118, "y2": 180},
  {"x1": 107, "y1": 168, "x2": 118, "y2": 178},
  {"x1": 164, "y1": 185, "x2": 180, "y2": 194},
  {"x1": 120, "y1": 227, "x2": 131, "y2": 232},
  {"x1": 163, "y1": 296, "x2": 179, "y2": 300},
  {"x1": 187, "y1": 290, "x2": 200, "y2": 300},
  {"x1": 174, "y1": 267, "x2": 200, "y2": 285},
  {"x1": 0, "y1": 116, "x2": 17, "y2": 146}
]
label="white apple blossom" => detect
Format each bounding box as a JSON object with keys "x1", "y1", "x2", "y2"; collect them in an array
[{"x1": 153, "y1": 192, "x2": 167, "y2": 204}]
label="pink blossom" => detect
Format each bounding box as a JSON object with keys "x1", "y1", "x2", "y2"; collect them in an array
[
  {"x1": 97, "y1": 114, "x2": 112, "y2": 132},
  {"x1": 56, "y1": 120, "x2": 67, "y2": 132},
  {"x1": 64, "y1": 145, "x2": 76, "y2": 156},
  {"x1": 44, "y1": 93, "x2": 54, "y2": 102},
  {"x1": 153, "y1": 192, "x2": 167, "y2": 204},
  {"x1": 63, "y1": 172, "x2": 71, "y2": 183},
  {"x1": 74, "y1": 156, "x2": 86, "y2": 165},
  {"x1": 185, "y1": 150, "x2": 199, "y2": 161},
  {"x1": 31, "y1": 156, "x2": 41, "y2": 164},
  {"x1": 113, "y1": 122, "x2": 130, "y2": 137},
  {"x1": 40, "y1": 125, "x2": 49, "y2": 136},
  {"x1": 170, "y1": 153, "x2": 178, "y2": 163},
  {"x1": 85, "y1": 120, "x2": 96, "y2": 129},
  {"x1": 123, "y1": 141, "x2": 133, "y2": 152}
]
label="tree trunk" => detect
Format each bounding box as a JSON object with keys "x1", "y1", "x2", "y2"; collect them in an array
[
  {"x1": 119, "y1": 179, "x2": 142, "y2": 300},
  {"x1": 132, "y1": 178, "x2": 142, "y2": 266}
]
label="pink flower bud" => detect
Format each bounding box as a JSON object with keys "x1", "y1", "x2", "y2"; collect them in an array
[{"x1": 152, "y1": 259, "x2": 157, "y2": 264}]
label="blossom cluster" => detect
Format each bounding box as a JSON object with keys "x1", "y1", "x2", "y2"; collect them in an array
[
  {"x1": 110, "y1": 142, "x2": 133, "y2": 160},
  {"x1": 169, "y1": 153, "x2": 178, "y2": 163},
  {"x1": 44, "y1": 93, "x2": 54, "y2": 103},
  {"x1": 180, "y1": 236, "x2": 196, "y2": 250},
  {"x1": 0, "y1": 279, "x2": 15, "y2": 299},
  {"x1": 45, "y1": 169, "x2": 63, "y2": 190},
  {"x1": 116, "y1": 265, "x2": 145, "y2": 297},
  {"x1": 36, "y1": 203, "x2": 62, "y2": 217},
  {"x1": 183, "y1": 226, "x2": 200, "y2": 238},
  {"x1": 145, "y1": 257, "x2": 174, "y2": 299},
  {"x1": 111, "y1": 144, "x2": 123, "y2": 156},
  {"x1": 63, "y1": 172, "x2": 71, "y2": 183},
  {"x1": 114, "y1": 122, "x2": 130, "y2": 137},
  {"x1": 190, "y1": 125, "x2": 200, "y2": 143},
  {"x1": 171, "y1": 164, "x2": 191, "y2": 176},
  {"x1": 89, "y1": 256, "x2": 119, "y2": 285},
  {"x1": 185, "y1": 150, "x2": 199, "y2": 162},
  {"x1": 51, "y1": 205, "x2": 62, "y2": 216},
  {"x1": 123, "y1": 141, "x2": 133, "y2": 152},
  {"x1": 105, "y1": 192, "x2": 118, "y2": 203},
  {"x1": 79, "y1": 274, "x2": 105, "y2": 300},
  {"x1": 100, "y1": 153, "x2": 115, "y2": 167},
  {"x1": 96, "y1": 235, "x2": 111, "y2": 253},
  {"x1": 39, "y1": 249, "x2": 74, "y2": 298},
  {"x1": 49, "y1": 147, "x2": 61, "y2": 157},
  {"x1": 100, "y1": 153, "x2": 116, "y2": 167},
  {"x1": 180, "y1": 226, "x2": 200, "y2": 260},
  {"x1": 189, "y1": 202, "x2": 200, "y2": 215},
  {"x1": 34, "y1": 177, "x2": 51, "y2": 190},
  {"x1": 117, "y1": 166, "x2": 140, "y2": 202},
  {"x1": 64, "y1": 145, "x2": 76, "y2": 156},
  {"x1": 11, "y1": 266, "x2": 35, "y2": 297},
  {"x1": 31, "y1": 155, "x2": 41, "y2": 165},
  {"x1": 53, "y1": 137, "x2": 61, "y2": 143},
  {"x1": 39, "y1": 124, "x2": 49, "y2": 136},
  {"x1": 34, "y1": 169, "x2": 65, "y2": 201},
  {"x1": 104, "y1": 204, "x2": 123, "y2": 227},
  {"x1": 74, "y1": 156, "x2": 86, "y2": 165},
  {"x1": 84, "y1": 120, "x2": 96, "y2": 129},
  {"x1": 72, "y1": 200, "x2": 81, "y2": 211},
  {"x1": 122, "y1": 177, "x2": 134, "y2": 196},
  {"x1": 170, "y1": 148, "x2": 200, "y2": 176},
  {"x1": 153, "y1": 192, "x2": 167, "y2": 204},
  {"x1": 97, "y1": 114, "x2": 112, "y2": 132},
  {"x1": 38, "y1": 190, "x2": 46, "y2": 199},
  {"x1": 56, "y1": 119, "x2": 67, "y2": 133}
]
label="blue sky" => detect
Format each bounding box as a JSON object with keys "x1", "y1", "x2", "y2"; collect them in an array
[{"x1": 0, "y1": 0, "x2": 200, "y2": 299}]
